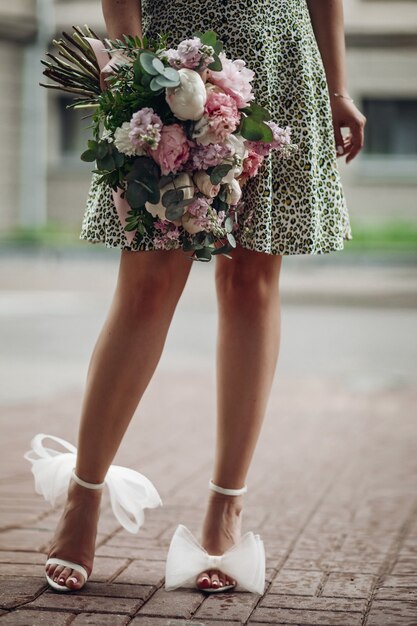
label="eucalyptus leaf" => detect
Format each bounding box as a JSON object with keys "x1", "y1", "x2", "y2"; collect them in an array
[
  {"x1": 149, "y1": 76, "x2": 165, "y2": 91},
  {"x1": 225, "y1": 216, "x2": 234, "y2": 233},
  {"x1": 139, "y1": 52, "x2": 159, "y2": 75},
  {"x1": 126, "y1": 182, "x2": 148, "y2": 208},
  {"x1": 162, "y1": 66, "x2": 180, "y2": 82},
  {"x1": 162, "y1": 188, "x2": 184, "y2": 208},
  {"x1": 165, "y1": 204, "x2": 186, "y2": 221},
  {"x1": 151, "y1": 57, "x2": 165, "y2": 74},
  {"x1": 227, "y1": 232, "x2": 237, "y2": 247}
]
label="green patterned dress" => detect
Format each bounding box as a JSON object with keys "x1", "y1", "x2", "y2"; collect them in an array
[{"x1": 80, "y1": 0, "x2": 352, "y2": 255}]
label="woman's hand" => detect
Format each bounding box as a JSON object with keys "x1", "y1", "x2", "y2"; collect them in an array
[
  {"x1": 330, "y1": 96, "x2": 367, "y2": 164},
  {"x1": 100, "y1": 50, "x2": 132, "y2": 91}
]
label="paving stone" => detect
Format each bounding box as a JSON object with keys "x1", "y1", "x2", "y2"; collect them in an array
[
  {"x1": 0, "y1": 610, "x2": 74, "y2": 625},
  {"x1": 89, "y1": 556, "x2": 130, "y2": 582},
  {"x1": 130, "y1": 618, "x2": 203, "y2": 626},
  {"x1": 77, "y1": 582, "x2": 154, "y2": 600},
  {"x1": 365, "y1": 600, "x2": 417, "y2": 626},
  {"x1": 269, "y1": 569, "x2": 323, "y2": 596},
  {"x1": 194, "y1": 591, "x2": 258, "y2": 621},
  {"x1": 0, "y1": 563, "x2": 45, "y2": 578},
  {"x1": 376, "y1": 587, "x2": 417, "y2": 601},
  {"x1": 259, "y1": 594, "x2": 366, "y2": 612},
  {"x1": 136, "y1": 588, "x2": 202, "y2": 618},
  {"x1": 0, "y1": 577, "x2": 46, "y2": 610},
  {"x1": 321, "y1": 572, "x2": 376, "y2": 598},
  {"x1": 114, "y1": 561, "x2": 166, "y2": 586},
  {"x1": 0, "y1": 530, "x2": 49, "y2": 552},
  {"x1": 70, "y1": 613, "x2": 130, "y2": 626},
  {"x1": 391, "y1": 557, "x2": 417, "y2": 575},
  {"x1": 382, "y1": 575, "x2": 417, "y2": 588},
  {"x1": 27, "y1": 593, "x2": 144, "y2": 615},
  {"x1": 252, "y1": 607, "x2": 363, "y2": 625},
  {"x1": 0, "y1": 552, "x2": 44, "y2": 565},
  {"x1": 96, "y1": 544, "x2": 168, "y2": 562}
]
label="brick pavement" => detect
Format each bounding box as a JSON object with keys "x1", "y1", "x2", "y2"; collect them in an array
[{"x1": 1, "y1": 369, "x2": 417, "y2": 625}]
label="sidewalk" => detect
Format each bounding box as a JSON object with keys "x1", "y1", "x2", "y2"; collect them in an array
[{"x1": 0, "y1": 251, "x2": 416, "y2": 625}]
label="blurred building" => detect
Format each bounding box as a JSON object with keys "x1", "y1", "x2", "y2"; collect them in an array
[{"x1": 0, "y1": 0, "x2": 416, "y2": 234}]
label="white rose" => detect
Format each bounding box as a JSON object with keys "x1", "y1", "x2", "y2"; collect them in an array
[
  {"x1": 165, "y1": 68, "x2": 207, "y2": 121},
  {"x1": 225, "y1": 178, "x2": 242, "y2": 205},
  {"x1": 145, "y1": 172, "x2": 194, "y2": 220},
  {"x1": 193, "y1": 171, "x2": 220, "y2": 198}
]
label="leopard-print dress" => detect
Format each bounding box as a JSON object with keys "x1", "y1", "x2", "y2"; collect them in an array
[{"x1": 80, "y1": 0, "x2": 353, "y2": 255}]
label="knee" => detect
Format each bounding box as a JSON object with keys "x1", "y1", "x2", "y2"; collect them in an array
[
  {"x1": 215, "y1": 250, "x2": 281, "y2": 309},
  {"x1": 116, "y1": 251, "x2": 189, "y2": 317}
]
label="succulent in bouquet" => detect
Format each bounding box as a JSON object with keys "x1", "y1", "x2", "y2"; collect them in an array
[{"x1": 40, "y1": 26, "x2": 295, "y2": 261}]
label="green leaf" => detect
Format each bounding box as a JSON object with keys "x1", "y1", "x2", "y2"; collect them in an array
[
  {"x1": 242, "y1": 102, "x2": 271, "y2": 121},
  {"x1": 96, "y1": 154, "x2": 115, "y2": 170},
  {"x1": 195, "y1": 246, "x2": 213, "y2": 261},
  {"x1": 80, "y1": 149, "x2": 96, "y2": 162},
  {"x1": 161, "y1": 188, "x2": 184, "y2": 209},
  {"x1": 149, "y1": 76, "x2": 165, "y2": 91},
  {"x1": 200, "y1": 30, "x2": 217, "y2": 47},
  {"x1": 152, "y1": 57, "x2": 165, "y2": 74},
  {"x1": 240, "y1": 116, "x2": 273, "y2": 142},
  {"x1": 126, "y1": 182, "x2": 148, "y2": 208},
  {"x1": 97, "y1": 142, "x2": 109, "y2": 159},
  {"x1": 210, "y1": 163, "x2": 233, "y2": 185},
  {"x1": 161, "y1": 66, "x2": 179, "y2": 82},
  {"x1": 211, "y1": 242, "x2": 233, "y2": 255},
  {"x1": 208, "y1": 56, "x2": 222, "y2": 72},
  {"x1": 165, "y1": 204, "x2": 186, "y2": 221},
  {"x1": 139, "y1": 52, "x2": 159, "y2": 75},
  {"x1": 87, "y1": 139, "x2": 98, "y2": 151}
]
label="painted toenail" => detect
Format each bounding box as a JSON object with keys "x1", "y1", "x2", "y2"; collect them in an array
[{"x1": 58, "y1": 578, "x2": 65, "y2": 583}]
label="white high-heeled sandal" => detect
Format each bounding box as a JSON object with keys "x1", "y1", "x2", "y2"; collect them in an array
[
  {"x1": 24, "y1": 433, "x2": 162, "y2": 592},
  {"x1": 45, "y1": 469, "x2": 104, "y2": 592},
  {"x1": 165, "y1": 480, "x2": 265, "y2": 595}
]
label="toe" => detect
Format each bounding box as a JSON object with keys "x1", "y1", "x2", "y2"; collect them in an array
[
  {"x1": 66, "y1": 570, "x2": 85, "y2": 590},
  {"x1": 196, "y1": 571, "x2": 211, "y2": 590},
  {"x1": 56, "y1": 567, "x2": 72, "y2": 586},
  {"x1": 52, "y1": 565, "x2": 65, "y2": 581},
  {"x1": 210, "y1": 571, "x2": 220, "y2": 589}
]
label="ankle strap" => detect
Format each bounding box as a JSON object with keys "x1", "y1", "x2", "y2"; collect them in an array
[
  {"x1": 71, "y1": 468, "x2": 105, "y2": 490},
  {"x1": 209, "y1": 479, "x2": 247, "y2": 496}
]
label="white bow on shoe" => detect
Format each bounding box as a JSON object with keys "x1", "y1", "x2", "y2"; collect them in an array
[
  {"x1": 165, "y1": 524, "x2": 265, "y2": 594},
  {"x1": 24, "y1": 433, "x2": 162, "y2": 533}
]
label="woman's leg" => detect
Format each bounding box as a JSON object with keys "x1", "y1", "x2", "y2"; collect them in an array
[
  {"x1": 197, "y1": 245, "x2": 283, "y2": 589},
  {"x1": 46, "y1": 247, "x2": 193, "y2": 589}
]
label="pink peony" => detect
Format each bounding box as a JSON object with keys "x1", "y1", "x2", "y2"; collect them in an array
[
  {"x1": 150, "y1": 124, "x2": 192, "y2": 175},
  {"x1": 207, "y1": 52, "x2": 255, "y2": 108},
  {"x1": 242, "y1": 149, "x2": 264, "y2": 177}
]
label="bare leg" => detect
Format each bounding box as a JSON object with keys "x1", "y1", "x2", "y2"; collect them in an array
[
  {"x1": 47, "y1": 248, "x2": 193, "y2": 589},
  {"x1": 196, "y1": 245, "x2": 282, "y2": 590}
]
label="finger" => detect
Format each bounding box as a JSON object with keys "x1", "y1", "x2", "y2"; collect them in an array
[
  {"x1": 333, "y1": 123, "x2": 345, "y2": 158},
  {"x1": 346, "y1": 121, "x2": 365, "y2": 163}
]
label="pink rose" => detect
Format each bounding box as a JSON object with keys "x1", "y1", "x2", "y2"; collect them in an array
[
  {"x1": 150, "y1": 124, "x2": 192, "y2": 175},
  {"x1": 242, "y1": 150, "x2": 264, "y2": 177}
]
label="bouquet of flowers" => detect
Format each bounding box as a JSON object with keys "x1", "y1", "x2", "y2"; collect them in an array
[{"x1": 41, "y1": 26, "x2": 294, "y2": 261}]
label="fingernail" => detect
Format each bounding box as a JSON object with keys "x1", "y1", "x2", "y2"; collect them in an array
[{"x1": 337, "y1": 145, "x2": 344, "y2": 155}]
